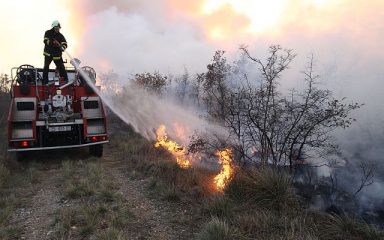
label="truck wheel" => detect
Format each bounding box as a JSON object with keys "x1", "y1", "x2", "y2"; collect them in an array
[{"x1": 90, "y1": 144, "x2": 103, "y2": 157}]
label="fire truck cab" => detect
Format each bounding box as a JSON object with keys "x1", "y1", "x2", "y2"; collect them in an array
[{"x1": 7, "y1": 64, "x2": 108, "y2": 157}]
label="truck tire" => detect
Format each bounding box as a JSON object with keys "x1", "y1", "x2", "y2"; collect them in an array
[{"x1": 90, "y1": 144, "x2": 103, "y2": 157}]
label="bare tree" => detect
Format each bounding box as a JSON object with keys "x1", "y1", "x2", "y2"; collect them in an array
[
  {"x1": 239, "y1": 45, "x2": 295, "y2": 165},
  {"x1": 222, "y1": 46, "x2": 361, "y2": 170},
  {"x1": 354, "y1": 161, "x2": 374, "y2": 196}
]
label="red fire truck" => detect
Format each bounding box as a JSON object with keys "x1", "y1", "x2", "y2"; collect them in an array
[{"x1": 7, "y1": 63, "x2": 108, "y2": 157}]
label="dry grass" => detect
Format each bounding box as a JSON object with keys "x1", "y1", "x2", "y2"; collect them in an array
[
  {"x1": 316, "y1": 213, "x2": 384, "y2": 240},
  {"x1": 61, "y1": 161, "x2": 117, "y2": 200},
  {"x1": 97, "y1": 228, "x2": 127, "y2": 240},
  {"x1": 0, "y1": 163, "x2": 10, "y2": 188},
  {"x1": 0, "y1": 154, "x2": 38, "y2": 239},
  {"x1": 53, "y1": 205, "x2": 107, "y2": 239},
  {"x1": 196, "y1": 217, "x2": 245, "y2": 240},
  {"x1": 0, "y1": 175, "x2": 30, "y2": 239},
  {"x1": 52, "y1": 205, "x2": 96, "y2": 238},
  {"x1": 54, "y1": 160, "x2": 133, "y2": 239},
  {"x1": 232, "y1": 210, "x2": 319, "y2": 240},
  {"x1": 203, "y1": 196, "x2": 234, "y2": 219},
  {"x1": 225, "y1": 167, "x2": 297, "y2": 211}
]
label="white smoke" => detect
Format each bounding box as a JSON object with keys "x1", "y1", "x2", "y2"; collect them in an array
[
  {"x1": 100, "y1": 75, "x2": 221, "y2": 143},
  {"x1": 79, "y1": 4, "x2": 214, "y2": 75}
]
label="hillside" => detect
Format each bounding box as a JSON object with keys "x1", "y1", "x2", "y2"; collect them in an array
[{"x1": 1, "y1": 91, "x2": 384, "y2": 240}]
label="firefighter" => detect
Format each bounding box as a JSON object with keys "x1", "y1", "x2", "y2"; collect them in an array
[{"x1": 43, "y1": 20, "x2": 68, "y2": 85}]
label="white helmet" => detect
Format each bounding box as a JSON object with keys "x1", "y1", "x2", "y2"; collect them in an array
[{"x1": 51, "y1": 20, "x2": 61, "y2": 28}]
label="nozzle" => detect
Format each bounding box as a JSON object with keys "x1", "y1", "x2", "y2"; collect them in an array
[{"x1": 70, "y1": 58, "x2": 81, "y2": 68}]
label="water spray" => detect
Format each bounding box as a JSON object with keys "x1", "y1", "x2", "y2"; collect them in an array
[
  {"x1": 51, "y1": 40, "x2": 91, "y2": 89},
  {"x1": 58, "y1": 46, "x2": 114, "y2": 115},
  {"x1": 60, "y1": 47, "x2": 138, "y2": 136},
  {"x1": 62, "y1": 49, "x2": 96, "y2": 92},
  {"x1": 60, "y1": 45, "x2": 227, "y2": 145}
]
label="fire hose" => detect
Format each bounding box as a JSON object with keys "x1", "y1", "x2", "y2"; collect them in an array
[{"x1": 54, "y1": 40, "x2": 97, "y2": 92}]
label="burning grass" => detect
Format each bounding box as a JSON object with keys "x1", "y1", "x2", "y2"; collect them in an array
[
  {"x1": 154, "y1": 125, "x2": 236, "y2": 192},
  {"x1": 155, "y1": 124, "x2": 192, "y2": 169},
  {"x1": 214, "y1": 149, "x2": 235, "y2": 191}
]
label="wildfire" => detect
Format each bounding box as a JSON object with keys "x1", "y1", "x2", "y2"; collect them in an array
[
  {"x1": 155, "y1": 125, "x2": 235, "y2": 191},
  {"x1": 214, "y1": 148, "x2": 234, "y2": 191},
  {"x1": 155, "y1": 125, "x2": 191, "y2": 169}
]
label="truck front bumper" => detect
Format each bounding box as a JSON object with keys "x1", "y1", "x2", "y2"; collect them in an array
[{"x1": 7, "y1": 140, "x2": 109, "y2": 152}]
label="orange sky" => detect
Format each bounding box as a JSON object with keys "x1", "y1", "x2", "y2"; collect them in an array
[{"x1": 0, "y1": 0, "x2": 383, "y2": 74}]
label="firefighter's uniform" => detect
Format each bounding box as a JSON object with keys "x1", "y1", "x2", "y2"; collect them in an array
[{"x1": 43, "y1": 28, "x2": 68, "y2": 84}]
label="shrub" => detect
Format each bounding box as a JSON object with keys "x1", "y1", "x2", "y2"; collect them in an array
[
  {"x1": 225, "y1": 167, "x2": 297, "y2": 210},
  {"x1": 53, "y1": 207, "x2": 78, "y2": 239},
  {"x1": 234, "y1": 210, "x2": 318, "y2": 240},
  {"x1": 317, "y1": 214, "x2": 384, "y2": 240},
  {"x1": 197, "y1": 217, "x2": 244, "y2": 240},
  {"x1": 204, "y1": 196, "x2": 234, "y2": 219},
  {"x1": 97, "y1": 228, "x2": 126, "y2": 240},
  {"x1": 65, "y1": 180, "x2": 95, "y2": 199}
]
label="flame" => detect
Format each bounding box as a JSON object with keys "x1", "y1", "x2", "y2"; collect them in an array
[
  {"x1": 214, "y1": 148, "x2": 234, "y2": 191},
  {"x1": 155, "y1": 125, "x2": 235, "y2": 190},
  {"x1": 155, "y1": 125, "x2": 191, "y2": 169}
]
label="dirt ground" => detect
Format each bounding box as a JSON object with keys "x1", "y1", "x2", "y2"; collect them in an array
[{"x1": 7, "y1": 146, "x2": 202, "y2": 240}]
